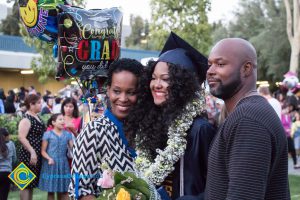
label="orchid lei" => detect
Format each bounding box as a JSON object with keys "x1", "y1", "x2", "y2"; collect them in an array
[{"x1": 135, "y1": 91, "x2": 206, "y2": 185}]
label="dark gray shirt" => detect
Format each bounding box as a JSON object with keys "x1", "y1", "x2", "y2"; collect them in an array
[{"x1": 206, "y1": 95, "x2": 290, "y2": 200}]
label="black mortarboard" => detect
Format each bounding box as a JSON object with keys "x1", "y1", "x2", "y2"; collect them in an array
[{"x1": 158, "y1": 32, "x2": 208, "y2": 83}]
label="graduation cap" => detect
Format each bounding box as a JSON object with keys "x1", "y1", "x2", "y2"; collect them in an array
[{"x1": 158, "y1": 32, "x2": 208, "y2": 83}]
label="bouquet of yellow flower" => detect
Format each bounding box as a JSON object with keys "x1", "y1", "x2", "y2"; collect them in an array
[{"x1": 97, "y1": 166, "x2": 160, "y2": 200}]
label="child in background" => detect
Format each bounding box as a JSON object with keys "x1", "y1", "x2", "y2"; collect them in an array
[
  {"x1": 292, "y1": 111, "x2": 300, "y2": 164},
  {"x1": 39, "y1": 114, "x2": 73, "y2": 200},
  {"x1": 0, "y1": 128, "x2": 16, "y2": 200}
]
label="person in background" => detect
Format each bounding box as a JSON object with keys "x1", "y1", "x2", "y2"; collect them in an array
[
  {"x1": 58, "y1": 85, "x2": 72, "y2": 98},
  {"x1": 0, "y1": 99, "x2": 4, "y2": 114},
  {"x1": 18, "y1": 87, "x2": 26, "y2": 103},
  {"x1": 28, "y1": 86, "x2": 36, "y2": 95},
  {"x1": 60, "y1": 98, "x2": 81, "y2": 137},
  {"x1": 282, "y1": 105, "x2": 299, "y2": 169},
  {"x1": 39, "y1": 113, "x2": 73, "y2": 200},
  {"x1": 0, "y1": 128, "x2": 17, "y2": 200},
  {"x1": 52, "y1": 97, "x2": 62, "y2": 114},
  {"x1": 42, "y1": 90, "x2": 52, "y2": 103},
  {"x1": 258, "y1": 86, "x2": 281, "y2": 119},
  {"x1": 291, "y1": 111, "x2": 300, "y2": 162},
  {"x1": 0, "y1": 89, "x2": 5, "y2": 114},
  {"x1": 213, "y1": 99, "x2": 226, "y2": 128},
  {"x1": 71, "y1": 90, "x2": 81, "y2": 105},
  {"x1": 41, "y1": 97, "x2": 54, "y2": 115},
  {"x1": 4, "y1": 94, "x2": 16, "y2": 114},
  {"x1": 16, "y1": 103, "x2": 27, "y2": 118},
  {"x1": 206, "y1": 38, "x2": 289, "y2": 199},
  {"x1": 18, "y1": 94, "x2": 46, "y2": 200}
]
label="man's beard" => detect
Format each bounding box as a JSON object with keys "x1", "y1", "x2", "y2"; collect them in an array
[{"x1": 210, "y1": 74, "x2": 242, "y2": 100}]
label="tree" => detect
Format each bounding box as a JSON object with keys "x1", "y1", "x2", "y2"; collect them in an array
[
  {"x1": 212, "y1": 0, "x2": 290, "y2": 83},
  {"x1": 149, "y1": 0, "x2": 212, "y2": 54},
  {"x1": 20, "y1": 26, "x2": 57, "y2": 83},
  {"x1": 125, "y1": 15, "x2": 146, "y2": 48},
  {"x1": 0, "y1": 1, "x2": 20, "y2": 35},
  {"x1": 284, "y1": 0, "x2": 300, "y2": 73}
]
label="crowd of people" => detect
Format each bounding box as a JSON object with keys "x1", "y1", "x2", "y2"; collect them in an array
[{"x1": 0, "y1": 33, "x2": 295, "y2": 200}]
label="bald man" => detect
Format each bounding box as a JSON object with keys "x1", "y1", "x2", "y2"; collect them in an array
[{"x1": 205, "y1": 38, "x2": 290, "y2": 199}]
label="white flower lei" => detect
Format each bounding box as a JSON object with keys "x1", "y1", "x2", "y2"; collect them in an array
[{"x1": 135, "y1": 91, "x2": 206, "y2": 185}]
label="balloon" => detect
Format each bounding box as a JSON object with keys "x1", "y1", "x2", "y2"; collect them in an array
[
  {"x1": 55, "y1": 5, "x2": 123, "y2": 80},
  {"x1": 283, "y1": 71, "x2": 299, "y2": 89},
  {"x1": 18, "y1": 0, "x2": 69, "y2": 42}
]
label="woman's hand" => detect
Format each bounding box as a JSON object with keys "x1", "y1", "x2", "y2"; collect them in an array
[
  {"x1": 48, "y1": 158, "x2": 55, "y2": 165},
  {"x1": 65, "y1": 121, "x2": 76, "y2": 130},
  {"x1": 65, "y1": 121, "x2": 78, "y2": 136},
  {"x1": 30, "y1": 151, "x2": 38, "y2": 165}
]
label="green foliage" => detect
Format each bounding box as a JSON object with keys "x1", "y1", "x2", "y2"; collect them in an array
[
  {"x1": 0, "y1": 1, "x2": 20, "y2": 36},
  {"x1": 99, "y1": 171, "x2": 151, "y2": 200},
  {"x1": 125, "y1": 15, "x2": 150, "y2": 49},
  {"x1": 39, "y1": 114, "x2": 51, "y2": 125},
  {"x1": 149, "y1": 0, "x2": 212, "y2": 54},
  {"x1": 211, "y1": 0, "x2": 290, "y2": 84},
  {"x1": 0, "y1": 114, "x2": 21, "y2": 135},
  {"x1": 0, "y1": 114, "x2": 50, "y2": 135},
  {"x1": 20, "y1": 26, "x2": 57, "y2": 84}
]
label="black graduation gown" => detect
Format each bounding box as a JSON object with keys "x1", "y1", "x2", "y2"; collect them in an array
[{"x1": 162, "y1": 116, "x2": 216, "y2": 199}]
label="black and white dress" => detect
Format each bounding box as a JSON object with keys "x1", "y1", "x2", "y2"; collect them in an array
[{"x1": 69, "y1": 114, "x2": 135, "y2": 198}]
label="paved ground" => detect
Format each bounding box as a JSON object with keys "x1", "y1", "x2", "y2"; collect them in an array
[{"x1": 288, "y1": 158, "x2": 300, "y2": 176}]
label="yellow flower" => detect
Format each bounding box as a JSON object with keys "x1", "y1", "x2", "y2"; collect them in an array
[{"x1": 116, "y1": 188, "x2": 130, "y2": 200}]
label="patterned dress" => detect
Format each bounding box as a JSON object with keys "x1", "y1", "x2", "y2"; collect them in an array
[
  {"x1": 18, "y1": 114, "x2": 46, "y2": 188},
  {"x1": 69, "y1": 114, "x2": 135, "y2": 198},
  {"x1": 39, "y1": 130, "x2": 73, "y2": 192}
]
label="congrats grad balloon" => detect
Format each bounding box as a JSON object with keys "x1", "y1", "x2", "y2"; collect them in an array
[
  {"x1": 18, "y1": 0, "x2": 68, "y2": 42},
  {"x1": 55, "y1": 5, "x2": 122, "y2": 80}
]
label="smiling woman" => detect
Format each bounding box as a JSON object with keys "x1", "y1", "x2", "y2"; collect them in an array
[
  {"x1": 69, "y1": 58, "x2": 144, "y2": 200},
  {"x1": 125, "y1": 32, "x2": 216, "y2": 199}
]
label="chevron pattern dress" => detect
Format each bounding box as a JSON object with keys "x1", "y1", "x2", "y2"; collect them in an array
[{"x1": 68, "y1": 115, "x2": 135, "y2": 198}]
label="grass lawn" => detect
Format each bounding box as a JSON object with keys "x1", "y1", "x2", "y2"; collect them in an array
[
  {"x1": 290, "y1": 175, "x2": 300, "y2": 200},
  {"x1": 8, "y1": 188, "x2": 47, "y2": 199},
  {"x1": 7, "y1": 175, "x2": 300, "y2": 200}
]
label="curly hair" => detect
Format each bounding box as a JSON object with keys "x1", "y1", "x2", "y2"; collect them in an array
[
  {"x1": 0, "y1": 128, "x2": 9, "y2": 158},
  {"x1": 107, "y1": 58, "x2": 144, "y2": 86},
  {"x1": 125, "y1": 61, "x2": 203, "y2": 160}
]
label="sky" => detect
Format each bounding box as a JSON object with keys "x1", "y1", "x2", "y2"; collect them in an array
[
  {"x1": 0, "y1": 0, "x2": 240, "y2": 25},
  {"x1": 85, "y1": 0, "x2": 240, "y2": 25}
]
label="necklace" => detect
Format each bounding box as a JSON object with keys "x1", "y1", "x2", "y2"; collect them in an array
[
  {"x1": 225, "y1": 89, "x2": 258, "y2": 116},
  {"x1": 26, "y1": 111, "x2": 42, "y2": 123},
  {"x1": 135, "y1": 91, "x2": 206, "y2": 185},
  {"x1": 235, "y1": 89, "x2": 258, "y2": 106}
]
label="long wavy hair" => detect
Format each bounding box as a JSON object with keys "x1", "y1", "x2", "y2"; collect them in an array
[
  {"x1": 125, "y1": 61, "x2": 205, "y2": 160},
  {"x1": 61, "y1": 97, "x2": 79, "y2": 118},
  {"x1": 0, "y1": 128, "x2": 9, "y2": 158}
]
